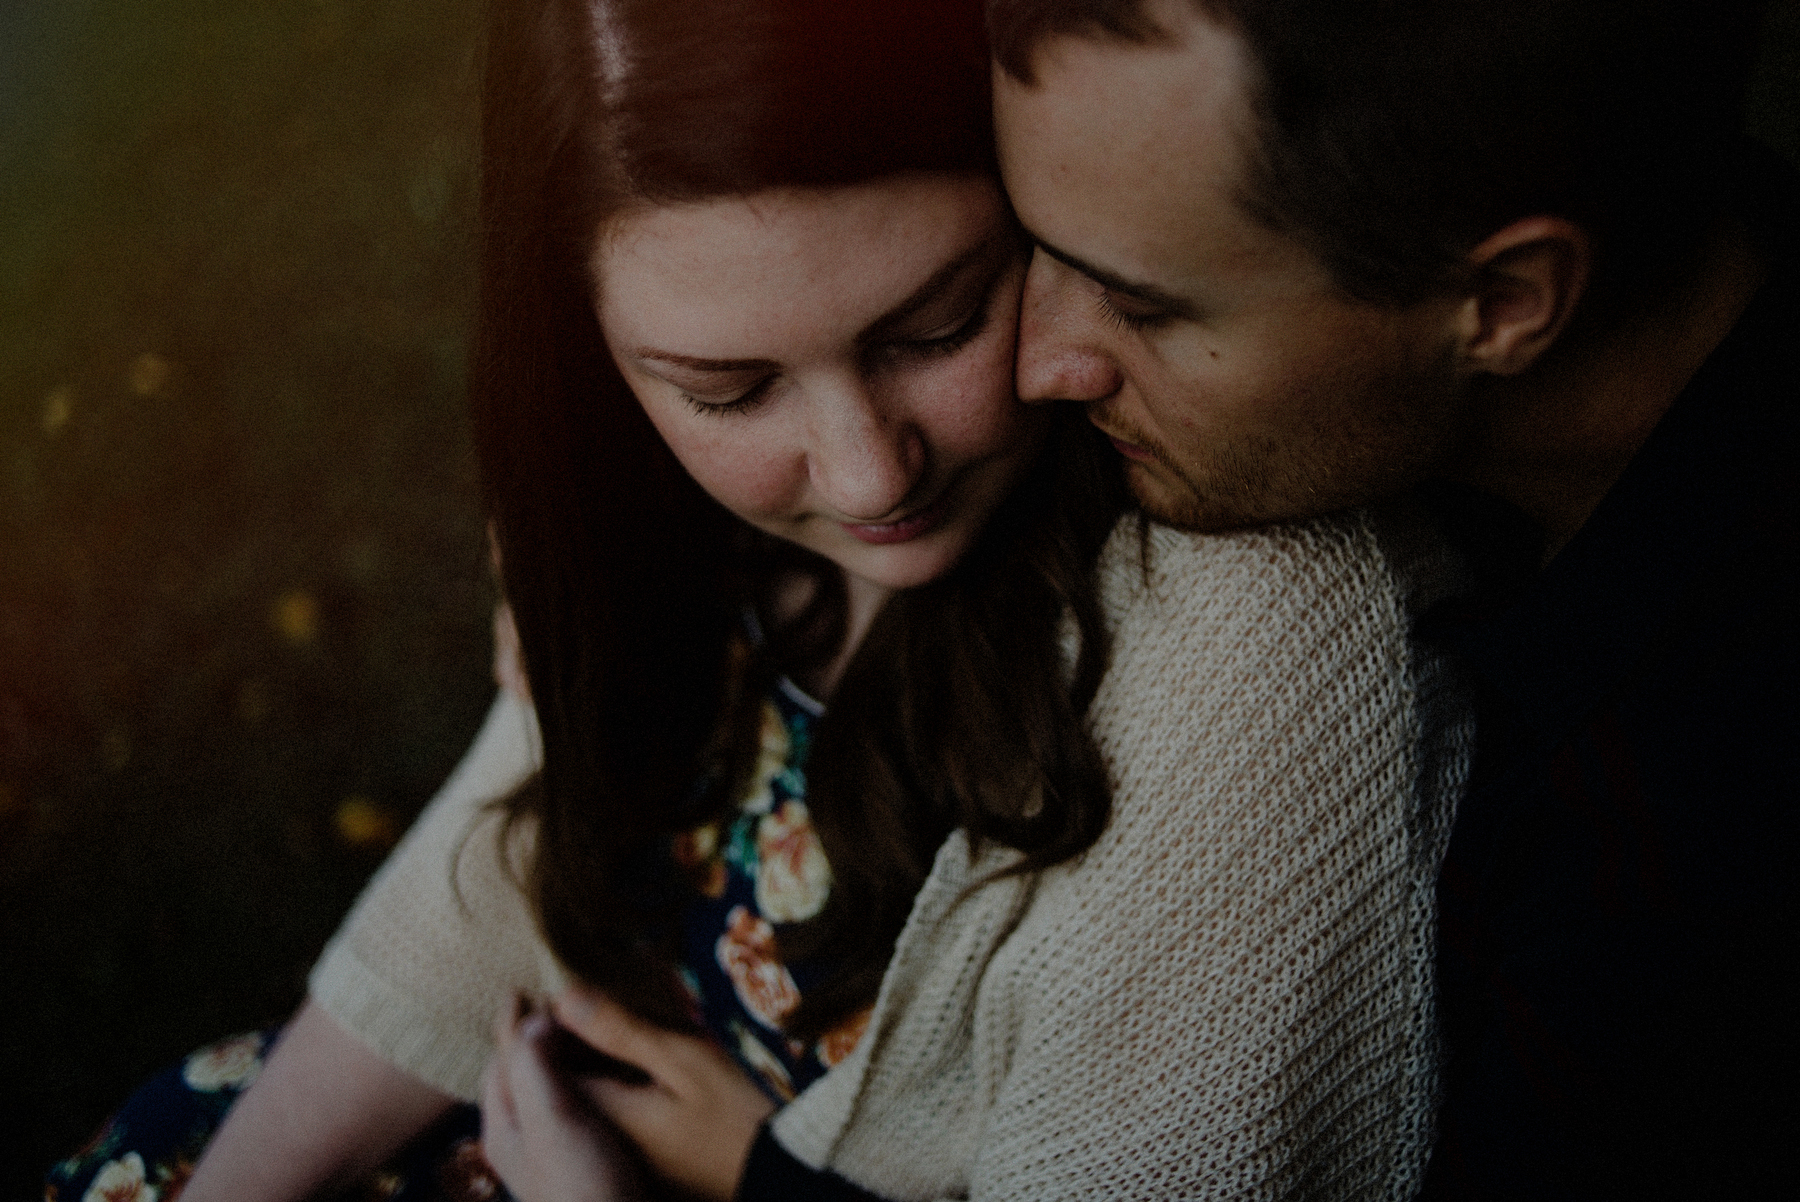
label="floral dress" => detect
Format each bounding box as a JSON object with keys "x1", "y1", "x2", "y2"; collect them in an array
[
  {"x1": 673, "y1": 676, "x2": 870, "y2": 1103},
  {"x1": 46, "y1": 679, "x2": 863, "y2": 1202}
]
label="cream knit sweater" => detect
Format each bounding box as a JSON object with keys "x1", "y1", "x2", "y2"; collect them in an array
[{"x1": 310, "y1": 505, "x2": 1469, "y2": 1200}]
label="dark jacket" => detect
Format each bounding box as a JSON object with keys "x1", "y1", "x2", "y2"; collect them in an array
[{"x1": 1421, "y1": 146, "x2": 1800, "y2": 1199}]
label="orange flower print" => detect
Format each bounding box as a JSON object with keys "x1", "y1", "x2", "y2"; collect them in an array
[
  {"x1": 81, "y1": 1153, "x2": 157, "y2": 1202},
  {"x1": 741, "y1": 701, "x2": 791, "y2": 815},
  {"x1": 755, "y1": 800, "x2": 831, "y2": 923},
  {"x1": 672, "y1": 823, "x2": 728, "y2": 898},
  {"x1": 816, "y1": 1005, "x2": 873, "y2": 1069},
  {"x1": 730, "y1": 1020, "x2": 796, "y2": 1102},
  {"x1": 716, "y1": 905, "x2": 800, "y2": 1031},
  {"x1": 158, "y1": 1159, "x2": 194, "y2": 1201},
  {"x1": 58, "y1": 1118, "x2": 119, "y2": 1176},
  {"x1": 435, "y1": 1137, "x2": 503, "y2": 1201}
]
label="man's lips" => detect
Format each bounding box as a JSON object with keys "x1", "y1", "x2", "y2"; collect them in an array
[
  {"x1": 1105, "y1": 433, "x2": 1158, "y2": 464},
  {"x1": 839, "y1": 492, "x2": 950, "y2": 545}
]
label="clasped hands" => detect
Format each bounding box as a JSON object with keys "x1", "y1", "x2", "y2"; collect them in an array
[{"x1": 480, "y1": 986, "x2": 776, "y2": 1202}]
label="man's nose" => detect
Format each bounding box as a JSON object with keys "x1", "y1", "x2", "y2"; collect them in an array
[
  {"x1": 806, "y1": 382, "x2": 925, "y2": 522},
  {"x1": 1016, "y1": 248, "x2": 1125, "y2": 406}
]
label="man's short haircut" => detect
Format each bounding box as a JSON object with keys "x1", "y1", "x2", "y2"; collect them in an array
[{"x1": 990, "y1": 0, "x2": 1768, "y2": 309}]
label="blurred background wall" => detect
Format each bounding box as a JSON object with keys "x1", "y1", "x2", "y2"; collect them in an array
[
  {"x1": 0, "y1": 0, "x2": 1796, "y2": 1194},
  {"x1": 1, "y1": 1, "x2": 492, "y2": 1190}
]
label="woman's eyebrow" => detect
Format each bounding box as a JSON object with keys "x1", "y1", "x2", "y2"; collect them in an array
[
  {"x1": 630, "y1": 232, "x2": 1007, "y2": 372},
  {"x1": 857, "y1": 234, "x2": 1007, "y2": 345},
  {"x1": 632, "y1": 351, "x2": 777, "y2": 373}
]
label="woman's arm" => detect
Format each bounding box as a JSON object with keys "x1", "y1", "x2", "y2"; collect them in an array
[
  {"x1": 185, "y1": 684, "x2": 545, "y2": 1199},
  {"x1": 181, "y1": 611, "x2": 548, "y2": 1201},
  {"x1": 180, "y1": 1000, "x2": 455, "y2": 1202}
]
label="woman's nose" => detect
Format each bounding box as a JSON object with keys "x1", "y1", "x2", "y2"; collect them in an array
[{"x1": 804, "y1": 382, "x2": 925, "y2": 523}]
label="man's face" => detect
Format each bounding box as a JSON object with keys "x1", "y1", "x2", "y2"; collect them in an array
[{"x1": 994, "y1": 0, "x2": 1468, "y2": 531}]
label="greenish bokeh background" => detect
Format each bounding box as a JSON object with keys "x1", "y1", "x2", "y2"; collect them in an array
[
  {"x1": 0, "y1": 0, "x2": 1796, "y2": 1195},
  {"x1": 1, "y1": 1, "x2": 491, "y2": 1192}
]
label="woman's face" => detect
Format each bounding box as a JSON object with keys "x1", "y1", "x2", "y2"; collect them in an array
[{"x1": 594, "y1": 174, "x2": 1045, "y2": 594}]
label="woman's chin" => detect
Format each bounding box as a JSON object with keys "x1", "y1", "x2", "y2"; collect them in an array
[{"x1": 830, "y1": 527, "x2": 974, "y2": 594}]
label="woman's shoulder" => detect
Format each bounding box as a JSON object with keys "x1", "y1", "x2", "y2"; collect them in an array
[
  {"x1": 1085, "y1": 499, "x2": 1466, "y2": 802},
  {"x1": 1095, "y1": 497, "x2": 1466, "y2": 634}
]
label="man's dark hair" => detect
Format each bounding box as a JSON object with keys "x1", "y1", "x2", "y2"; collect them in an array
[{"x1": 991, "y1": 0, "x2": 1769, "y2": 308}]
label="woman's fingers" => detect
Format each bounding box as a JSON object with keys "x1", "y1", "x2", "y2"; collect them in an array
[
  {"x1": 478, "y1": 1023, "x2": 523, "y2": 1186},
  {"x1": 493, "y1": 990, "x2": 528, "y2": 1045},
  {"x1": 549, "y1": 986, "x2": 672, "y2": 1080},
  {"x1": 549, "y1": 987, "x2": 773, "y2": 1202},
  {"x1": 480, "y1": 999, "x2": 647, "y2": 1202}
]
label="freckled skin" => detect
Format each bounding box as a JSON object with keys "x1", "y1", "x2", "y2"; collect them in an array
[{"x1": 995, "y1": 1, "x2": 1469, "y2": 531}]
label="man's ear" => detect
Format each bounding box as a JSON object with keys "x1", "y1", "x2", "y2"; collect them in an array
[{"x1": 1455, "y1": 216, "x2": 1591, "y2": 376}]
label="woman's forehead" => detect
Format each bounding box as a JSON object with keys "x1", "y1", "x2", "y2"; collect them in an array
[{"x1": 593, "y1": 177, "x2": 1007, "y2": 356}]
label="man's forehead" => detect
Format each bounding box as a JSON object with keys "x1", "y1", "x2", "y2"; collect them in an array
[
  {"x1": 993, "y1": 9, "x2": 1277, "y2": 297},
  {"x1": 997, "y1": 7, "x2": 1245, "y2": 168}
]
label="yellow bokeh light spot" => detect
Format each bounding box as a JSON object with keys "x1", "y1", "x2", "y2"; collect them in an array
[
  {"x1": 335, "y1": 796, "x2": 399, "y2": 850},
  {"x1": 129, "y1": 352, "x2": 173, "y2": 398},
  {"x1": 272, "y1": 590, "x2": 319, "y2": 644},
  {"x1": 42, "y1": 387, "x2": 73, "y2": 435}
]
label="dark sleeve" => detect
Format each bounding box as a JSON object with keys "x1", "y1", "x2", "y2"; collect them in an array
[{"x1": 734, "y1": 1124, "x2": 890, "y2": 1202}]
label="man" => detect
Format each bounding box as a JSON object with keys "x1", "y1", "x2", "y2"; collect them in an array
[{"x1": 990, "y1": 0, "x2": 1794, "y2": 1194}]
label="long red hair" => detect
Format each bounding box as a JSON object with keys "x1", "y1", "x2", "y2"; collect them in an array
[{"x1": 474, "y1": 0, "x2": 1126, "y2": 1036}]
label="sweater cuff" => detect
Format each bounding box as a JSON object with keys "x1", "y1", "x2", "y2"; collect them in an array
[{"x1": 735, "y1": 1124, "x2": 887, "y2": 1202}]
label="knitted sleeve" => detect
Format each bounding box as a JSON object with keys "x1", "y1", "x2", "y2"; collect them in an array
[
  {"x1": 308, "y1": 691, "x2": 559, "y2": 1101},
  {"x1": 772, "y1": 508, "x2": 1470, "y2": 1200}
]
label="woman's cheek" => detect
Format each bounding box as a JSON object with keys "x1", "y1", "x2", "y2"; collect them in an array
[
  {"x1": 640, "y1": 409, "x2": 775, "y2": 523},
  {"x1": 923, "y1": 346, "x2": 1031, "y2": 456},
  {"x1": 693, "y1": 449, "x2": 798, "y2": 526}
]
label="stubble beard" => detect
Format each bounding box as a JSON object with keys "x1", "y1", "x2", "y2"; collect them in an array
[{"x1": 1098, "y1": 347, "x2": 1467, "y2": 534}]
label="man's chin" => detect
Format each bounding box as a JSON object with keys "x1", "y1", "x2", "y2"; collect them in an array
[
  {"x1": 1123, "y1": 461, "x2": 1268, "y2": 535},
  {"x1": 1123, "y1": 461, "x2": 1214, "y2": 532}
]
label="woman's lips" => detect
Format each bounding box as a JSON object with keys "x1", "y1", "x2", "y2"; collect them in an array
[{"x1": 839, "y1": 492, "x2": 950, "y2": 545}]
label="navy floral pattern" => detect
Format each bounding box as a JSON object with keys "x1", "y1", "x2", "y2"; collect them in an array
[
  {"x1": 673, "y1": 678, "x2": 870, "y2": 1102},
  {"x1": 47, "y1": 679, "x2": 867, "y2": 1198},
  {"x1": 46, "y1": 1032, "x2": 274, "y2": 1202}
]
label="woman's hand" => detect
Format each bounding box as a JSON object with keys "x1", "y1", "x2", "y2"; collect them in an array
[
  {"x1": 480, "y1": 998, "x2": 647, "y2": 1202},
  {"x1": 551, "y1": 986, "x2": 777, "y2": 1202}
]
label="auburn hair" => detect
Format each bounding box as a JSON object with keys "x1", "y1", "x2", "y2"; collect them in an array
[{"x1": 473, "y1": 0, "x2": 1127, "y2": 1037}]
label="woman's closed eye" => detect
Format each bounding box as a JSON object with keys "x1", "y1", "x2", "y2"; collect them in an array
[
  {"x1": 681, "y1": 376, "x2": 776, "y2": 418},
  {"x1": 890, "y1": 298, "x2": 992, "y2": 360},
  {"x1": 868, "y1": 273, "x2": 1001, "y2": 370}
]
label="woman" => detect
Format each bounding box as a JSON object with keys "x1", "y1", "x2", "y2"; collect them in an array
[{"x1": 50, "y1": 0, "x2": 1467, "y2": 1199}]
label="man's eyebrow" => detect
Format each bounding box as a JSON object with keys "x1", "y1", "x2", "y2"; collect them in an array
[{"x1": 1028, "y1": 234, "x2": 1199, "y2": 318}]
